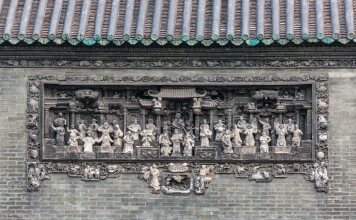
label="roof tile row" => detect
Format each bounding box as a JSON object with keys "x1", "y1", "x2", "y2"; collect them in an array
[{"x1": 0, "y1": 0, "x2": 355, "y2": 46}]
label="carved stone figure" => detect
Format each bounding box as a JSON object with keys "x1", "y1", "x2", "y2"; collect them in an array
[
  {"x1": 259, "y1": 132, "x2": 271, "y2": 153},
  {"x1": 258, "y1": 117, "x2": 271, "y2": 136},
  {"x1": 82, "y1": 133, "x2": 96, "y2": 154},
  {"x1": 78, "y1": 120, "x2": 88, "y2": 139},
  {"x1": 53, "y1": 113, "x2": 67, "y2": 128},
  {"x1": 231, "y1": 124, "x2": 243, "y2": 147},
  {"x1": 162, "y1": 121, "x2": 171, "y2": 134},
  {"x1": 67, "y1": 125, "x2": 81, "y2": 153},
  {"x1": 200, "y1": 119, "x2": 212, "y2": 147},
  {"x1": 236, "y1": 116, "x2": 247, "y2": 130},
  {"x1": 123, "y1": 131, "x2": 135, "y2": 154},
  {"x1": 195, "y1": 165, "x2": 214, "y2": 194},
  {"x1": 244, "y1": 124, "x2": 257, "y2": 147},
  {"x1": 274, "y1": 164, "x2": 286, "y2": 176},
  {"x1": 309, "y1": 162, "x2": 328, "y2": 192},
  {"x1": 183, "y1": 132, "x2": 195, "y2": 157},
  {"x1": 127, "y1": 118, "x2": 141, "y2": 141},
  {"x1": 97, "y1": 122, "x2": 114, "y2": 153},
  {"x1": 51, "y1": 122, "x2": 66, "y2": 147},
  {"x1": 286, "y1": 118, "x2": 296, "y2": 134},
  {"x1": 292, "y1": 124, "x2": 303, "y2": 147},
  {"x1": 171, "y1": 129, "x2": 183, "y2": 156},
  {"x1": 172, "y1": 113, "x2": 185, "y2": 132},
  {"x1": 214, "y1": 119, "x2": 226, "y2": 141},
  {"x1": 27, "y1": 164, "x2": 50, "y2": 191},
  {"x1": 142, "y1": 164, "x2": 160, "y2": 193},
  {"x1": 159, "y1": 130, "x2": 172, "y2": 157},
  {"x1": 146, "y1": 119, "x2": 157, "y2": 141},
  {"x1": 88, "y1": 119, "x2": 99, "y2": 139},
  {"x1": 222, "y1": 130, "x2": 233, "y2": 154},
  {"x1": 275, "y1": 123, "x2": 288, "y2": 147},
  {"x1": 112, "y1": 120, "x2": 123, "y2": 151},
  {"x1": 83, "y1": 165, "x2": 100, "y2": 180},
  {"x1": 140, "y1": 125, "x2": 154, "y2": 148}
]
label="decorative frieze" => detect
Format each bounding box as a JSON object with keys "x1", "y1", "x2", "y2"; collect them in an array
[{"x1": 26, "y1": 74, "x2": 329, "y2": 194}]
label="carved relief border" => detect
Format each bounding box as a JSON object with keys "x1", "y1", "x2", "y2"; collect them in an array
[
  {"x1": 26, "y1": 74, "x2": 329, "y2": 194},
  {"x1": 2, "y1": 57, "x2": 356, "y2": 69}
]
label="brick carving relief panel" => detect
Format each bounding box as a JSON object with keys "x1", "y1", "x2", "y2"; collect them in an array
[{"x1": 26, "y1": 74, "x2": 329, "y2": 194}]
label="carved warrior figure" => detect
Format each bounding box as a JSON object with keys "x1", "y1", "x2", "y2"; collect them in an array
[
  {"x1": 88, "y1": 119, "x2": 99, "y2": 139},
  {"x1": 159, "y1": 130, "x2": 172, "y2": 157},
  {"x1": 275, "y1": 122, "x2": 288, "y2": 147},
  {"x1": 140, "y1": 125, "x2": 154, "y2": 148},
  {"x1": 183, "y1": 132, "x2": 195, "y2": 157},
  {"x1": 258, "y1": 117, "x2": 271, "y2": 136},
  {"x1": 236, "y1": 116, "x2": 247, "y2": 130},
  {"x1": 97, "y1": 122, "x2": 114, "y2": 153},
  {"x1": 200, "y1": 119, "x2": 212, "y2": 147},
  {"x1": 123, "y1": 131, "x2": 135, "y2": 154},
  {"x1": 286, "y1": 118, "x2": 296, "y2": 138},
  {"x1": 146, "y1": 119, "x2": 157, "y2": 141},
  {"x1": 53, "y1": 113, "x2": 67, "y2": 127},
  {"x1": 231, "y1": 124, "x2": 243, "y2": 147},
  {"x1": 142, "y1": 164, "x2": 160, "y2": 193},
  {"x1": 78, "y1": 120, "x2": 88, "y2": 139},
  {"x1": 292, "y1": 124, "x2": 303, "y2": 147},
  {"x1": 222, "y1": 130, "x2": 233, "y2": 154},
  {"x1": 67, "y1": 124, "x2": 81, "y2": 153},
  {"x1": 259, "y1": 132, "x2": 271, "y2": 153},
  {"x1": 244, "y1": 124, "x2": 257, "y2": 147},
  {"x1": 112, "y1": 120, "x2": 123, "y2": 151},
  {"x1": 214, "y1": 119, "x2": 226, "y2": 141},
  {"x1": 171, "y1": 129, "x2": 183, "y2": 155},
  {"x1": 127, "y1": 118, "x2": 141, "y2": 141},
  {"x1": 82, "y1": 133, "x2": 96, "y2": 154},
  {"x1": 51, "y1": 113, "x2": 66, "y2": 147}
]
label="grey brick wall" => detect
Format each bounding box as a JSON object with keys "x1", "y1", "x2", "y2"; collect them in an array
[{"x1": 0, "y1": 68, "x2": 354, "y2": 220}]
